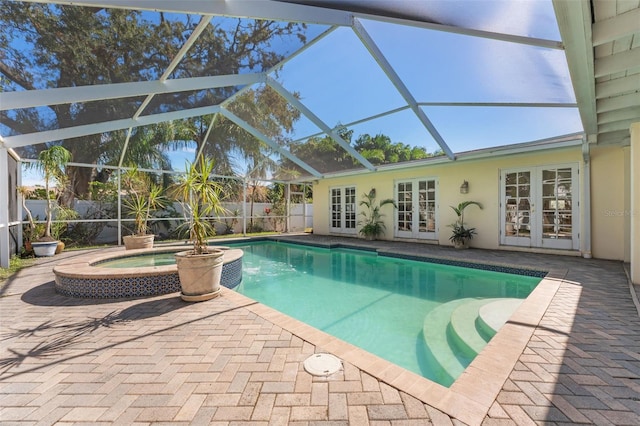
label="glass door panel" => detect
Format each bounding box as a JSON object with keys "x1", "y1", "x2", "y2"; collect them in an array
[
  {"x1": 418, "y1": 180, "x2": 436, "y2": 233},
  {"x1": 396, "y1": 179, "x2": 437, "y2": 239},
  {"x1": 330, "y1": 186, "x2": 357, "y2": 234},
  {"x1": 503, "y1": 171, "x2": 532, "y2": 246},
  {"x1": 331, "y1": 188, "x2": 341, "y2": 229},
  {"x1": 540, "y1": 167, "x2": 575, "y2": 249},
  {"x1": 501, "y1": 165, "x2": 578, "y2": 250},
  {"x1": 397, "y1": 181, "x2": 413, "y2": 235},
  {"x1": 344, "y1": 187, "x2": 356, "y2": 230}
]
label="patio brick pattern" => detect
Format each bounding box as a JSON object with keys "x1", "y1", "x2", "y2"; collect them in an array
[{"x1": 1, "y1": 235, "x2": 639, "y2": 425}]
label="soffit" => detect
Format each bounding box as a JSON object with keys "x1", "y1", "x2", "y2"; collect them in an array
[{"x1": 555, "y1": 0, "x2": 640, "y2": 146}]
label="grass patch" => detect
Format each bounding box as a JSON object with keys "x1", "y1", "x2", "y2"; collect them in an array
[
  {"x1": 0, "y1": 256, "x2": 36, "y2": 283},
  {"x1": 0, "y1": 232, "x2": 281, "y2": 284}
]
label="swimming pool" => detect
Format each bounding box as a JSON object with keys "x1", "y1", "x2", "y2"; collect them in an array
[
  {"x1": 78, "y1": 239, "x2": 542, "y2": 385},
  {"x1": 229, "y1": 241, "x2": 541, "y2": 386}
]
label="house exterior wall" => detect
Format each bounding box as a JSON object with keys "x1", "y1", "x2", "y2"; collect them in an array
[
  {"x1": 590, "y1": 145, "x2": 630, "y2": 261},
  {"x1": 312, "y1": 146, "x2": 633, "y2": 258},
  {"x1": 630, "y1": 122, "x2": 640, "y2": 284}
]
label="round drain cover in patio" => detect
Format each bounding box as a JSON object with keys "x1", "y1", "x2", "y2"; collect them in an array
[{"x1": 303, "y1": 353, "x2": 342, "y2": 376}]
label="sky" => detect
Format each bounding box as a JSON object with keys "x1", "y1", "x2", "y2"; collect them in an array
[
  {"x1": 16, "y1": 0, "x2": 584, "y2": 186},
  {"x1": 275, "y1": 17, "x2": 582, "y2": 154}
]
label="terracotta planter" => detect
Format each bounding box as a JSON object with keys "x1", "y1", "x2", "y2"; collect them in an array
[
  {"x1": 175, "y1": 249, "x2": 225, "y2": 302},
  {"x1": 123, "y1": 234, "x2": 155, "y2": 250},
  {"x1": 32, "y1": 241, "x2": 59, "y2": 257},
  {"x1": 55, "y1": 241, "x2": 65, "y2": 254}
]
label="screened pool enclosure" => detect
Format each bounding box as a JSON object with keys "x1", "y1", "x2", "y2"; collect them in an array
[{"x1": 1, "y1": 0, "x2": 638, "y2": 267}]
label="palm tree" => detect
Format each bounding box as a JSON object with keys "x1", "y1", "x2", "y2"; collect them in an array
[
  {"x1": 358, "y1": 188, "x2": 397, "y2": 240},
  {"x1": 172, "y1": 156, "x2": 227, "y2": 254},
  {"x1": 449, "y1": 201, "x2": 483, "y2": 248},
  {"x1": 451, "y1": 201, "x2": 483, "y2": 227},
  {"x1": 36, "y1": 145, "x2": 72, "y2": 240},
  {"x1": 245, "y1": 158, "x2": 274, "y2": 231}
]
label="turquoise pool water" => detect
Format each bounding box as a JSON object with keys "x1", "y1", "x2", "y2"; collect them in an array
[
  {"x1": 98, "y1": 252, "x2": 177, "y2": 268},
  {"x1": 231, "y1": 241, "x2": 540, "y2": 385},
  {"x1": 98, "y1": 241, "x2": 541, "y2": 385}
]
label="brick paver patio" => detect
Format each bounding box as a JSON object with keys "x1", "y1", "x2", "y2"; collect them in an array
[{"x1": 1, "y1": 235, "x2": 639, "y2": 425}]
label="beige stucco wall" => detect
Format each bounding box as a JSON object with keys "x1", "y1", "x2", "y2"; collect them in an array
[
  {"x1": 590, "y1": 145, "x2": 629, "y2": 261},
  {"x1": 313, "y1": 147, "x2": 584, "y2": 252},
  {"x1": 630, "y1": 122, "x2": 640, "y2": 283}
]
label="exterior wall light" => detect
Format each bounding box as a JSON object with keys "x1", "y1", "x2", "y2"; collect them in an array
[{"x1": 460, "y1": 180, "x2": 469, "y2": 194}]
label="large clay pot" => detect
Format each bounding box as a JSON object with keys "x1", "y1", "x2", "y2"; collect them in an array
[
  {"x1": 175, "y1": 249, "x2": 224, "y2": 302},
  {"x1": 32, "y1": 241, "x2": 59, "y2": 257},
  {"x1": 123, "y1": 234, "x2": 155, "y2": 250},
  {"x1": 55, "y1": 241, "x2": 65, "y2": 254}
]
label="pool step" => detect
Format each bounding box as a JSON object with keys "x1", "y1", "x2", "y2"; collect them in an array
[
  {"x1": 477, "y1": 298, "x2": 523, "y2": 341},
  {"x1": 448, "y1": 298, "x2": 503, "y2": 359},
  {"x1": 422, "y1": 298, "x2": 476, "y2": 387},
  {"x1": 423, "y1": 297, "x2": 523, "y2": 386}
]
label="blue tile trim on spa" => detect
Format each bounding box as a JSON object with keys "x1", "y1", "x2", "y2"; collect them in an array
[{"x1": 55, "y1": 257, "x2": 243, "y2": 299}]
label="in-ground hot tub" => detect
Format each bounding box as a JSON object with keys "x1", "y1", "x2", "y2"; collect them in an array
[{"x1": 53, "y1": 246, "x2": 243, "y2": 298}]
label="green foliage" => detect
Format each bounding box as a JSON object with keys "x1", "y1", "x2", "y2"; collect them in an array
[
  {"x1": 282, "y1": 129, "x2": 442, "y2": 178},
  {"x1": 358, "y1": 189, "x2": 397, "y2": 240},
  {"x1": 354, "y1": 133, "x2": 430, "y2": 165},
  {"x1": 450, "y1": 201, "x2": 483, "y2": 226},
  {"x1": 449, "y1": 201, "x2": 483, "y2": 246},
  {"x1": 286, "y1": 129, "x2": 356, "y2": 174},
  {"x1": 50, "y1": 205, "x2": 79, "y2": 241},
  {"x1": 221, "y1": 209, "x2": 241, "y2": 235},
  {"x1": 121, "y1": 168, "x2": 168, "y2": 236},
  {"x1": 86, "y1": 180, "x2": 118, "y2": 203},
  {"x1": 1, "y1": 4, "x2": 308, "y2": 198},
  {"x1": 34, "y1": 145, "x2": 72, "y2": 240},
  {"x1": 172, "y1": 157, "x2": 227, "y2": 255},
  {"x1": 448, "y1": 224, "x2": 477, "y2": 245},
  {"x1": 0, "y1": 256, "x2": 36, "y2": 284},
  {"x1": 65, "y1": 180, "x2": 118, "y2": 246}
]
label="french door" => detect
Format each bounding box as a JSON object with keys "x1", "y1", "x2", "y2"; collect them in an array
[
  {"x1": 501, "y1": 165, "x2": 578, "y2": 250},
  {"x1": 395, "y1": 178, "x2": 437, "y2": 240},
  {"x1": 330, "y1": 186, "x2": 357, "y2": 234}
]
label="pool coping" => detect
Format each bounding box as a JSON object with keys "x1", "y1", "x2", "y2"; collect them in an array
[
  {"x1": 53, "y1": 246, "x2": 243, "y2": 279},
  {"x1": 220, "y1": 237, "x2": 564, "y2": 426},
  {"x1": 53, "y1": 246, "x2": 244, "y2": 298}
]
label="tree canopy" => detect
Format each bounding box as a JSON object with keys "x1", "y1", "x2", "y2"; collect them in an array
[
  {"x1": 0, "y1": 3, "x2": 307, "y2": 200},
  {"x1": 282, "y1": 129, "x2": 442, "y2": 177}
]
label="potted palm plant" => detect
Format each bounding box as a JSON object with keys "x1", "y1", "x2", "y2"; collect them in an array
[
  {"x1": 448, "y1": 201, "x2": 482, "y2": 249},
  {"x1": 172, "y1": 156, "x2": 228, "y2": 302},
  {"x1": 121, "y1": 167, "x2": 167, "y2": 250},
  {"x1": 31, "y1": 145, "x2": 72, "y2": 257},
  {"x1": 358, "y1": 188, "x2": 397, "y2": 241}
]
